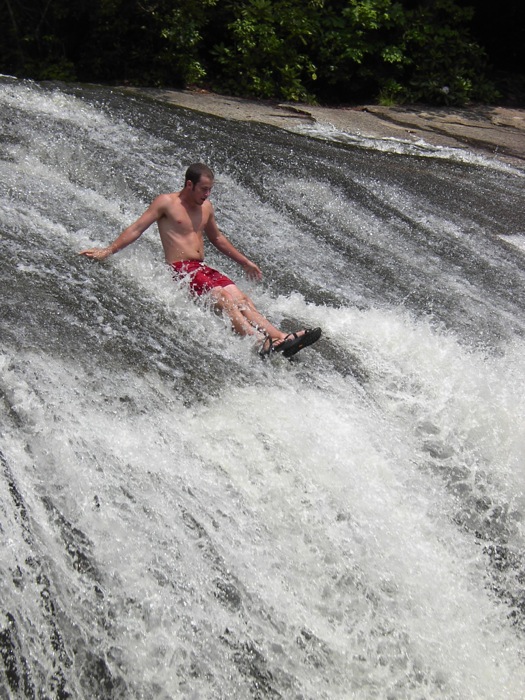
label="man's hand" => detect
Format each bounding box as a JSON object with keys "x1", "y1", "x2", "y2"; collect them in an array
[
  {"x1": 242, "y1": 260, "x2": 263, "y2": 281},
  {"x1": 78, "y1": 247, "x2": 113, "y2": 261}
]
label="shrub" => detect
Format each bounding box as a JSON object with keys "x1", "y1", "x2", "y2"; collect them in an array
[
  {"x1": 390, "y1": 0, "x2": 499, "y2": 105},
  {"x1": 0, "y1": 0, "x2": 499, "y2": 106},
  {"x1": 211, "y1": 0, "x2": 320, "y2": 102}
]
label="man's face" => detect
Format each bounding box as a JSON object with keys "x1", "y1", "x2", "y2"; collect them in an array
[{"x1": 190, "y1": 175, "x2": 213, "y2": 205}]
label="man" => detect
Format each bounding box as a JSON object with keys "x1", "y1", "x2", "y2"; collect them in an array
[{"x1": 79, "y1": 163, "x2": 321, "y2": 357}]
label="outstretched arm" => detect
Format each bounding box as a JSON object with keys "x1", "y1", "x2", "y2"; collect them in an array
[
  {"x1": 79, "y1": 196, "x2": 168, "y2": 260},
  {"x1": 204, "y1": 207, "x2": 262, "y2": 281}
]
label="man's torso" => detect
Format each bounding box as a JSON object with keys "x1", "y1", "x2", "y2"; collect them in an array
[{"x1": 157, "y1": 192, "x2": 211, "y2": 263}]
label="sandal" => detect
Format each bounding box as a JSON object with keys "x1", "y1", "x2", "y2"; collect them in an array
[
  {"x1": 258, "y1": 335, "x2": 277, "y2": 358},
  {"x1": 259, "y1": 327, "x2": 322, "y2": 359},
  {"x1": 276, "y1": 327, "x2": 322, "y2": 357}
]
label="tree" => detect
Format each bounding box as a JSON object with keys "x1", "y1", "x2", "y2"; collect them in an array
[
  {"x1": 210, "y1": 0, "x2": 320, "y2": 101},
  {"x1": 0, "y1": 0, "x2": 507, "y2": 105},
  {"x1": 0, "y1": 0, "x2": 80, "y2": 80}
]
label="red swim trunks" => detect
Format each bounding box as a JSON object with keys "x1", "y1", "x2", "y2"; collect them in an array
[{"x1": 170, "y1": 260, "x2": 235, "y2": 296}]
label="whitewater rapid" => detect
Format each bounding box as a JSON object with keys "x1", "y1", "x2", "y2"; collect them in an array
[{"x1": 1, "y1": 78, "x2": 525, "y2": 699}]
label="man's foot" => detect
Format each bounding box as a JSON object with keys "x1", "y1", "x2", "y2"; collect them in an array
[
  {"x1": 259, "y1": 328, "x2": 322, "y2": 359},
  {"x1": 259, "y1": 335, "x2": 276, "y2": 358}
]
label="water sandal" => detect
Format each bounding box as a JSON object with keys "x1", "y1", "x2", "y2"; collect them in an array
[
  {"x1": 258, "y1": 336, "x2": 277, "y2": 358},
  {"x1": 275, "y1": 327, "x2": 322, "y2": 358}
]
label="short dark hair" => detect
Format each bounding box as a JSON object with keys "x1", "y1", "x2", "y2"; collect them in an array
[{"x1": 185, "y1": 163, "x2": 214, "y2": 186}]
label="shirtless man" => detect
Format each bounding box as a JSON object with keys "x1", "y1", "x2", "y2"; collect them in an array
[{"x1": 79, "y1": 163, "x2": 321, "y2": 357}]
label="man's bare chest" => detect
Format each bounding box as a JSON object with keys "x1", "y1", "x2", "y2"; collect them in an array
[{"x1": 167, "y1": 204, "x2": 207, "y2": 235}]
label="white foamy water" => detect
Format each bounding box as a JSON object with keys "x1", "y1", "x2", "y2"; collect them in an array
[
  {"x1": 292, "y1": 119, "x2": 525, "y2": 175},
  {"x1": 1, "y1": 78, "x2": 525, "y2": 699}
]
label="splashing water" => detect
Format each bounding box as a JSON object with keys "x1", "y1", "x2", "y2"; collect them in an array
[{"x1": 1, "y1": 78, "x2": 525, "y2": 699}]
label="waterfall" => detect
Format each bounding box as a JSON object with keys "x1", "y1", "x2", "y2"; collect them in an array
[{"x1": 1, "y1": 77, "x2": 525, "y2": 699}]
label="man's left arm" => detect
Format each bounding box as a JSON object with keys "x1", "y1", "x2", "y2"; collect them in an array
[{"x1": 205, "y1": 207, "x2": 262, "y2": 281}]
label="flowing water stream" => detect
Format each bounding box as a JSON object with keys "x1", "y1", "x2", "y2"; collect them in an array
[{"x1": 1, "y1": 77, "x2": 525, "y2": 699}]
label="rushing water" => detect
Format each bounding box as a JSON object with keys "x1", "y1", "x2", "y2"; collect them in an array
[{"x1": 1, "y1": 77, "x2": 525, "y2": 699}]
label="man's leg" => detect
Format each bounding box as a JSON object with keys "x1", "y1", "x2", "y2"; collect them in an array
[
  {"x1": 209, "y1": 285, "x2": 287, "y2": 342},
  {"x1": 209, "y1": 284, "x2": 322, "y2": 358}
]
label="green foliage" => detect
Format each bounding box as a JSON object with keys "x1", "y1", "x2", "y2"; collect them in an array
[
  {"x1": 389, "y1": 0, "x2": 499, "y2": 105},
  {"x1": 311, "y1": 0, "x2": 407, "y2": 102},
  {"x1": 155, "y1": 0, "x2": 219, "y2": 85},
  {"x1": 0, "y1": 0, "x2": 502, "y2": 106},
  {"x1": 211, "y1": 0, "x2": 320, "y2": 101},
  {"x1": 0, "y1": 0, "x2": 83, "y2": 80},
  {"x1": 79, "y1": 0, "x2": 216, "y2": 87}
]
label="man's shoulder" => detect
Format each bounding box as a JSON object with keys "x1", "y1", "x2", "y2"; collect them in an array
[
  {"x1": 151, "y1": 192, "x2": 181, "y2": 212},
  {"x1": 154, "y1": 191, "x2": 179, "y2": 204}
]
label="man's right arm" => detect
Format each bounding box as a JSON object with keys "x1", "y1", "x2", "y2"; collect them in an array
[{"x1": 79, "y1": 195, "x2": 168, "y2": 260}]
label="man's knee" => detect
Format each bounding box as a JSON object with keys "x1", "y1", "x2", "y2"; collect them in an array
[
  {"x1": 211, "y1": 286, "x2": 256, "y2": 318},
  {"x1": 210, "y1": 286, "x2": 237, "y2": 309}
]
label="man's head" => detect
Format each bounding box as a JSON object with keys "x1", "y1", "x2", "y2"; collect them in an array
[
  {"x1": 184, "y1": 163, "x2": 214, "y2": 205},
  {"x1": 185, "y1": 163, "x2": 214, "y2": 187}
]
